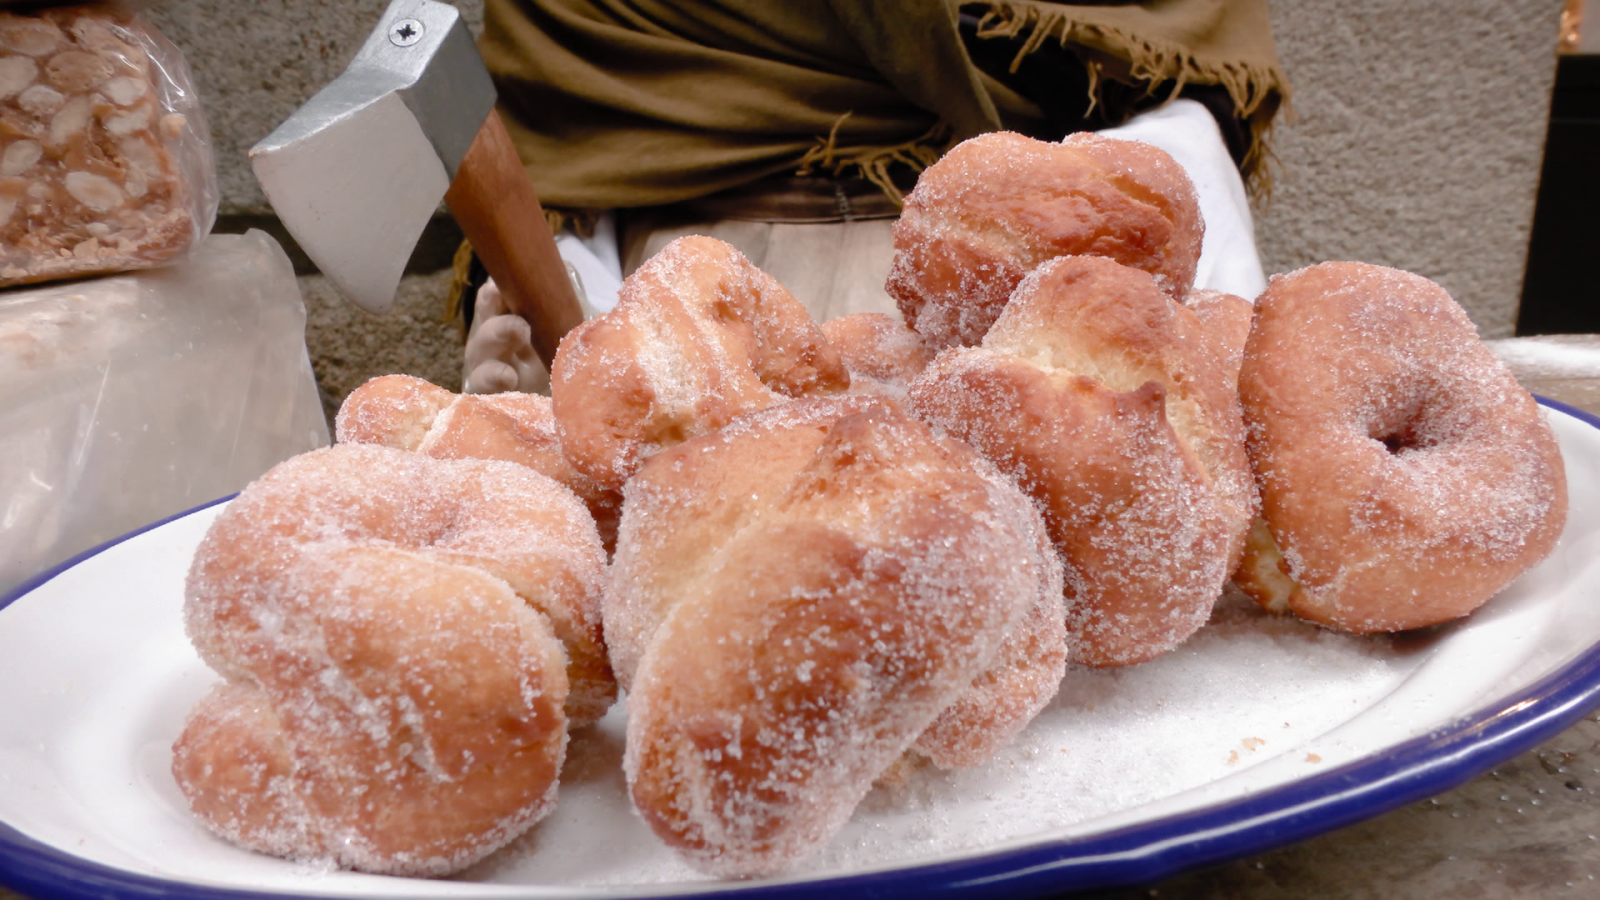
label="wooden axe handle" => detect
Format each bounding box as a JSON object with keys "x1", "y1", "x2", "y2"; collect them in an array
[{"x1": 444, "y1": 108, "x2": 583, "y2": 370}]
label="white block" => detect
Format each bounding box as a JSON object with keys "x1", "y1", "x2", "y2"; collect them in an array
[{"x1": 0, "y1": 229, "x2": 329, "y2": 595}]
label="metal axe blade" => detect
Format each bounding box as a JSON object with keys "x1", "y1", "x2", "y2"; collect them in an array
[
  {"x1": 250, "y1": 0, "x2": 582, "y2": 367},
  {"x1": 251, "y1": 0, "x2": 489, "y2": 315}
]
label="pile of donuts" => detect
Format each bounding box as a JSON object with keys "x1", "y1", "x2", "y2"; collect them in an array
[{"x1": 170, "y1": 130, "x2": 1568, "y2": 880}]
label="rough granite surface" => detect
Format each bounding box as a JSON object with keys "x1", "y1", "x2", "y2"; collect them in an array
[{"x1": 1255, "y1": 0, "x2": 1564, "y2": 340}]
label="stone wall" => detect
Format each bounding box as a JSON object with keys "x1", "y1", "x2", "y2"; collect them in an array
[{"x1": 1257, "y1": 0, "x2": 1564, "y2": 338}]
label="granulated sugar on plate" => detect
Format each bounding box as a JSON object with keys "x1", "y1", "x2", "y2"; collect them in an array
[
  {"x1": 813, "y1": 592, "x2": 1411, "y2": 872},
  {"x1": 460, "y1": 591, "x2": 1416, "y2": 887}
]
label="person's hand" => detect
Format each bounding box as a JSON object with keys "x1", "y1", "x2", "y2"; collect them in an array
[{"x1": 462, "y1": 279, "x2": 550, "y2": 395}]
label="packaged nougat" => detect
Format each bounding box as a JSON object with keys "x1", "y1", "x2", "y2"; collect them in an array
[{"x1": 0, "y1": 5, "x2": 216, "y2": 287}]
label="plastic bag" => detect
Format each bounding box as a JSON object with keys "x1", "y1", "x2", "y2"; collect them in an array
[
  {"x1": 0, "y1": 3, "x2": 217, "y2": 287},
  {"x1": 0, "y1": 230, "x2": 329, "y2": 596}
]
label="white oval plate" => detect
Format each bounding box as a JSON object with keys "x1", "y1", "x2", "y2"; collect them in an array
[{"x1": 4, "y1": 401, "x2": 1600, "y2": 900}]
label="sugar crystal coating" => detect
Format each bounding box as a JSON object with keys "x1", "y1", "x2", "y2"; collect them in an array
[
  {"x1": 909, "y1": 256, "x2": 1250, "y2": 667},
  {"x1": 174, "y1": 443, "x2": 609, "y2": 875},
  {"x1": 550, "y1": 235, "x2": 850, "y2": 491},
  {"x1": 1181, "y1": 288, "x2": 1255, "y2": 389},
  {"x1": 608, "y1": 396, "x2": 1064, "y2": 877},
  {"x1": 887, "y1": 131, "x2": 1203, "y2": 350},
  {"x1": 337, "y1": 372, "x2": 624, "y2": 574},
  {"x1": 1235, "y1": 261, "x2": 1567, "y2": 631},
  {"x1": 820, "y1": 311, "x2": 934, "y2": 402}
]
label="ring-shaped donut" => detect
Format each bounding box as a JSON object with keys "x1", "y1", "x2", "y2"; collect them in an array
[{"x1": 1234, "y1": 261, "x2": 1567, "y2": 632}]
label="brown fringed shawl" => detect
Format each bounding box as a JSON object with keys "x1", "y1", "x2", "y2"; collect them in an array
[{"x1": 479, "y1": 0, "x2": 1289, "y2": 225}]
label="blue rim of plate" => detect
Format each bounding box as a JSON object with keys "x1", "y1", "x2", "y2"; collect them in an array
[{"x1": 4, "y1": 397, "x2": 1600, "y2": 900}]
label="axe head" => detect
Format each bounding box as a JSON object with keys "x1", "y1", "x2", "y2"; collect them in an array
[{"x1": 250, "y1": 0, "x2": 494, "y2": 313}]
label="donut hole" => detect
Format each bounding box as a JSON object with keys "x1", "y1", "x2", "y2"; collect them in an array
[
  {"x1": 1374, "y1": 423, "x2": 1424, "y2": 456},
  {"x1": 1366, "y1": 392, "x2": 1445, "y2": 457}
]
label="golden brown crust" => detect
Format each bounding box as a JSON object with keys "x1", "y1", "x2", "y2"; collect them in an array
[
  {"x1": 1236, "y1": 261, "x2": 1568, "y2": 632},
  {"x1": 171, "y1": 683, "x2": 307, "y2": 855},
  {"x1": 175, "y1": 444, "x2": 609, "y2": 875},
  {"x1": 908, "y1": 256, "x2": 1249, "y2": 666},
  {"x1": 333, "y1": 374, "x2": 456, "y2": 451},
  {"x1": 608, "y1": 397, "x2": 1063, "y2": 876},
  {"x1": 887, "y1": 131, "x2": 1203, "y2": 350},
  {"x1": 550, "y1": 235, "x2": 850, "y2": 491},
  {"x1": 1182, "y1": 288, "x2": 1255, "y2": 390},
  {"x1": 820, "y1": 311, "x2": 933, "y2": 399},
  {"x1": 984, "y1": 257, "x2": 1256, "y2": 569},
  {"x1": 911, "y1": 556, "x2": 1067, "y2": 767},
  {"x1": 336, "y1": 374, "x2": 623, "y2": 560}
]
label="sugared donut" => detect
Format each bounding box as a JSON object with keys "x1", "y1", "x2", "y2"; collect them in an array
[
  {"x1": 607, "y1": 396, "x2": 1065, "y2": 877},
  {"x1": 335, "y1": 374, "x2": 623, "y2": 553},
  {"x1": 887, "y1": 130, "x2": 1204, "y2": 350},
  {"x1": 1234, "y1": 261, "x2": 1567, "y2": 632},
  {"x1": 1183, "y1": 288, "x2": 1254, "y2": 389},
  {"x1": 908, "y1": 255, "x2": 1253, "y2": 666},
  {"x1": 820, "y1": 312, "x2": 934, "y2": 400},
  {"x1": 549, "y1": 235, "x2": 850, "y2": 490},
  {"x1": 910, "y1": 558, "x2": 1067, "y2": 768},
  {"x1": 174, "y1": 443, "x2": 609, "y2": 876}
]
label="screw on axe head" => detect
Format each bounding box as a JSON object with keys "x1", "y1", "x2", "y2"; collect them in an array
[{"x1": 249, "y1": 0, "x2": 493, "y2": 314}]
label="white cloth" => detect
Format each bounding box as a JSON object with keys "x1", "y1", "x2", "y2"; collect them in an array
[
  {"x1": 1096, "y1": 98, "x2": 1267, "y2": 300},
  {"x1": 557, "y1": 211, "x2": 625, "y2": 316}
]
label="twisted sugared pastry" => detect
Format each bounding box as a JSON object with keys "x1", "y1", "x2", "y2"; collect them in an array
[
  {"x1": 173, "y1": 444, "x2": 609, "y2": 875},
  {"x1": 607, "y1": 396, "x2": 1064, "y2": 877},
  {"x1": 550, "y1": 235, "x2": 850, "y2": 490},
  {"x1": 819, "y1": 311, "x2": 934, "y2": 400},
  {"x1": 887, "y1": 130, "x2": 1204, "y2": 350},
  {"x1": 909, "y1": 255, "x2": 1254, "y2": 666},
  {"x1": 336, "y1": 373, "x2": 623, "y2": 558},
  {"x1": 1182, "y1": 288, "x2": 1254, "y2": 390}
]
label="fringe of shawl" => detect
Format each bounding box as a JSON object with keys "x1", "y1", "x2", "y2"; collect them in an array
[
  {"x1": 455, "y1": 1, "x2": 1291, "y2": 321},
  {"x1": 794, "y1": 115, "x2": 951, "y2": 205},
  {"x1": 785, "y1": 2, "x2": 1291, "y2": 205}
]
